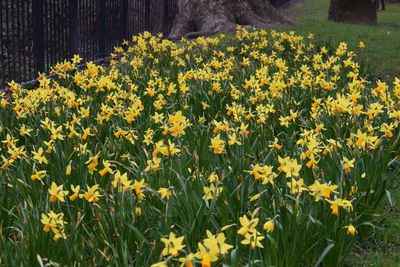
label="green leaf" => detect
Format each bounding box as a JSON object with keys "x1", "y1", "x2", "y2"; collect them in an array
[
  {"x1": 386, "y1": 189, "x2": 395, "y2": 206},
  {"x1": 125, "y1": 222, "x2": 151, "y2": 246},
  {"x1": 314, "y1": 243, "x2": 334, "y2": 267}
]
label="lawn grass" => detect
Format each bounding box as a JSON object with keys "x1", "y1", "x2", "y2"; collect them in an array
[
  {"x1": 345, "y1": 166, "x2": 400, "y2": 267},
  {"x1": 281, "y1": 1, "x2": 400, "y2": 265},
  {"x1": 281, "y1": 0, "x2": 400, "y2": 81}
]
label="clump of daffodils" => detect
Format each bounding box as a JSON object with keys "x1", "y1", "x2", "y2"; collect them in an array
[{"x1": 1, "y1": 27, "x2": 399, "y2": 266}]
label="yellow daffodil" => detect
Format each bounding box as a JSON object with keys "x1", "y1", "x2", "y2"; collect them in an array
[
  {"x1": 83, "y1": 184, "x2": 102, "y2": 202},
  {"x1": 209, "y1": 134, "x2": 225, "y2": 154},
  {"x1": 41, "y1": 210, "x2": 67, "y2": 241},
  {"x1": 341, "y1": 157, "x2": 355, "y2": 173},
  {"x1": 31, "y1": 170, "x2": 47, "y2": 183},
  {"x1": 241, "y1": 231, "x2": 265, "y2": 249},
  {"x1": 344, "y1": 224, "x2": 357, "y2": 235},
  {"x1": 69, "y1": 185, "x2": 80, "y2": 201},
  {"x1": 160, "y1": 232, "x2": 185, "y2": 257},
  {"x1": 287, "y1": 178, "x2": 307, "y2": 195},
  {"x1": 48, "y1": 182, "x2": 69, "y2": 202},
  {"x1": 325, "y1": 198, "x2": 353, "y2": 215},
  {"x1": 237, "y1": 214, "x2": 259, "y2": 236},
  {"x1": 202, "y1": 183, "x2": 223, "y2": 200},
  {"x1": 157, "y1": 187, "x2": 174, "y2": 200},
  {"x1": 32, "y1": 147, "x2": 48, "y2": 164},
  {"x1": 263, "y1": 220, "x2": 275, "y2": 233},
  {"x1": 99, "y1": 160, "x2": 113, "y2": 176}
]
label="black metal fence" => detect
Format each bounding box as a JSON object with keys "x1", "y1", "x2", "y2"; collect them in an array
[
  {"x1": 1, "y1": 0, "x2": 292, "y2": 89},
  {"x1": 0, "y1": 0, "x2": 178, "y2": 88}
]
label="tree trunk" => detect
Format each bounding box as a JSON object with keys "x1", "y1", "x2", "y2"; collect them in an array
[
  {"x1": 328, "y1": 0, "x2": 378, "y2": 26},
  {"x1": 169, "y1": 0, "x2": 293, "y2": 40}
]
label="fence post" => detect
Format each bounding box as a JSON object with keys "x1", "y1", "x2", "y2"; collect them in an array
[
  {"x1": 69, "y1": 0, "x2": 79, "y2": 57},
  {"x1": 163, "y1": 0, "x2": 169, "y2": 36},
  {"x1": 32, "y1": 0, "x2": 45, "y2": 74},
  {"x1": 0, "y1": 1, "x2": 4, "y2": 88},
  {"x1": 98, "y1": 0, "x2": 106, "y2": 57},
  {"x1": 144, "y1": 0, "x2": 151, "y2": 32},
  {"x1": 120, "y1": 0, "x2": 128, "y2": 41}
]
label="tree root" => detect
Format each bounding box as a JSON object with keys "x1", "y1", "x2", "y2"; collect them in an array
[{"x1": 169, "y1": 0, "x2": 293, "y2": 40}]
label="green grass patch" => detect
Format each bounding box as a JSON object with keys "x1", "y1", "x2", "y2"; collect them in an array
[
  {"x1": 282, "y1": 0, "x2": 400, "y2": 81},
  {"x1": 345, "y1": 167, "x2": 400, "y2": 267}
]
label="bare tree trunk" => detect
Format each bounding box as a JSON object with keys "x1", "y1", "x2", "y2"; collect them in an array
[
  {"x1": 169, "y1": 0, "x2": 293, "y2": 40},
  {"x1": 328, "y1": 0, "x2": 378, "y2": 26}
]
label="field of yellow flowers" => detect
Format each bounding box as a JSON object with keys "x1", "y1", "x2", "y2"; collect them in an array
[{"x1": 1, "y1": 27, "x2": 399, "y2": 266}]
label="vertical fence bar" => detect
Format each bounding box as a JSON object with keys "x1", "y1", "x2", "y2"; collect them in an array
[
  {"x1": 45, "y1": 0, "x2": 50, "y2": 67},
  {"x1": 108, "y1": 0, "x2": 111, "y2": 51},
  {"x1": 17, "y1": 0, "x2": 25, "y2": 81},
  {"x1": 127, "y1": 0, "x2": 132, "y2": 37},
  {"x1": 60, "y1": 0, "x2": 67, "y2": 61},
  {"x1": 49, "y1": 0, "x2": 54, "y2": 66},
  {"x1": 80, "y1": 0, "x2": 84, "y2": 58},
  {"x1": 21, "y1": 0, "x2": 27, "y2": 81},
  {"x1": 139, "y1": 0, "x2": 142, "y2": 33},
  {"x1": 80, "y1": 0, "x2": 85, "y2": 59},
  {"x1": 46, "y1": 0, "x2": 51, "y2": 69},
  {"x1": 0, "y1": 1, "x2": 4, "y2": 87},
  {"x1": 105, "y1": 0, "x2": 109, "y2": 51},
  {"x1": 90, "y1": 0, "x2": 93, "y2": 58},
  {"x1": 6, "y1": 0, "x2": 11, "y2": 82},
  {"x1": 4, "y1": 0, "x2": 12, "y2": 83},
  {"x1": 32, "y1": 0, "x2": 45, "y2": 74},
  {"x1": 144, "y1": 0, "x2": 151, "y2": 31},
  {"x1": 163, "y1": 0, "x2": 169, "y2": 36},
  {"x1": 140, "y1": 0, "x2": 143, "y2": 34},
  {"x1": 98, "y1": 0, "x2": 106, "y2": 57},
  {"x1": 69, "y1": 0, "x2": 78, "y2": 57},
  {"x1": 27, "y1": 0, "x2": 34, "y2": 82},
  {"x1": 121, "y1": 0, "x2": 128, "y2": 42},
  {"x1": 11, "y1": 0, "x2": 17, "y2": 82}
]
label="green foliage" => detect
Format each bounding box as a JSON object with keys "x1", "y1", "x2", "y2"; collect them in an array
[{"x1": 0, "y1": 27, "x2": 399, "y2": 266}]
